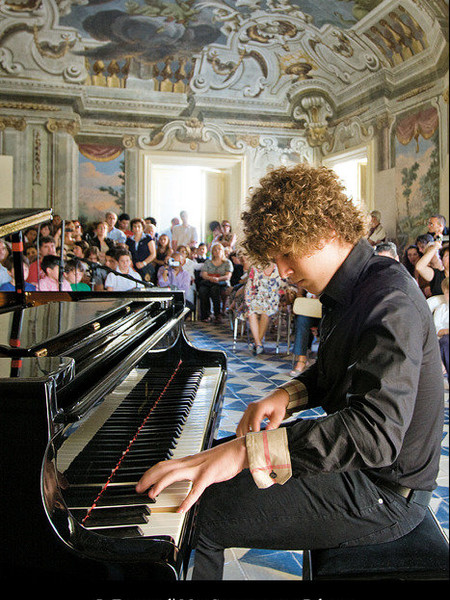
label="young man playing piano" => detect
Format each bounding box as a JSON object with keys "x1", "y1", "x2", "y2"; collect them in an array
[{"x1": 136, "y1": 164, "x2": 444, "y2": 580}]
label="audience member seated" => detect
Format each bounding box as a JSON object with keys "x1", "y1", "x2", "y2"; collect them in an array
[
  {"x1": 105, "y1": 211, "x2": 127, "y2": 243},
  {"x1": 117, "y1": 213, "x2": 132, "y2": 237},
  {"x1": 157, "y1": 251, "x2": 194, "y2": 311},
  {"x1": 36, "y1": 255, "x2": 72, "y2": 291},
  {"x1": 152, "y1": 233, "x2": 172, "y2": 279},
  {"x1": 0, "y1": 238, "x2": 11, "y2": 286},
  {"x1": 90, "y1": 221, "x2": 115, "y2": 257},
  {"x1": 24, "y1": 227, "x2": 38, "y2": 246},
  {"x1": 244, "y1": 262, "x2": 284, "y2": 355},
  {"x1": 375, "y1": 241, "x2": 399, "y2": 260},
  {"x1": 426, "y1": 214, "x2": 447, "y2": 241},
  {"x1": 38, "y1": 222, "x2": 53, "y2": 239},
  {"x1": 72, "y1": 240, "x2": 90, "y2": 260},
  {"x1": 416, "y1": 241, "x2": 449, "y2": 296},
  {"x1": 366, "y1": 210, "x2": 386, "y2": 246},
  {"x1": 71, "y1": 220, "x2": 85, "y2": 242},
  {"x1": 0, "y1": 256, "x2": 36, "y2": 291},
  {"x1": 24, "y1": 244, "x2": 38, "y2": 264},
  {"x1": 216, "y1": 220, "x2": 236, "y2": 255},
  {"x1": 126, "y1": 217, "x2": 156, "y2": 282},
  {"x1": 104, "y1": 248, "x2": 118, "y2": 272},
  {"x1": 84, "y1": 246, "x2": 107, "y2": 290},
  {"x1": 104, "y1": 249, "x2": 144, "y2": 291},
  {"x1": 27, "y1": 236, "x2": 57, "y2": 285},
  {"x1": 64, "y1": 259, "x2": 91, "y2": 291},
  {"x1": 432, "y1": 277, "x2": 449, "y2": 376},
  {"x1": 402, "y1": 244, "x2": 420, "y2": 276},
  {"x1": 199, "y1": 243, "x2": 232, "y2": 323},
  {"x1": 206, "y1": 220, "x2": 222, "y2": 251}
]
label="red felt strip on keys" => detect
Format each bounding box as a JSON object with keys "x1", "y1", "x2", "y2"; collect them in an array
[{"x1": 82, "y1": 359, "x2": 183, "y2": 524}]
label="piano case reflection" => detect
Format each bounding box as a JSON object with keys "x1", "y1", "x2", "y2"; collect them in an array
[{"x1": 0, "y1": 224, "x2": 226, "y2": 582}]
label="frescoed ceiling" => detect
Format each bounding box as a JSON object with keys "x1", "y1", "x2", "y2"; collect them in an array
[{"x1": 0, "y1": 0, "x2": 448, "y2": 142}]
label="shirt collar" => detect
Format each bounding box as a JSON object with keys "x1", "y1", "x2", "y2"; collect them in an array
[{"x1": 320, "y1": 238, "x2": 374, "y2": 308}]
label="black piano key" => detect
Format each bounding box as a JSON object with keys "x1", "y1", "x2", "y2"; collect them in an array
[
  {"x1": 64, "y1": 484, "x2": 154, "y2": 508},
  {"x1": 72, "y1": 505, "x2": 151, "y2": 528}
]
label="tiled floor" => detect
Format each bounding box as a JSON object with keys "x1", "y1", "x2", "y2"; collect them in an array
[{"x1": 185, "y1": 317, "x2": 449, "y2": 580}]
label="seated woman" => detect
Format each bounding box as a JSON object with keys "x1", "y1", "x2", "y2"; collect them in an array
[
  {"x1": 216, "y1": 220, "x2": 236, "y2": 255},
  {"x1": 126, "y1": 218, "x2": 156, "y2": 282},
  {"x1": 199, "y1": 243, "x2": 233, "y2": 323},
  {"x1": 244, "y1": 262, "x2": 284, "y2": 355},
  {"x1": 90, "y1": 220, "x2": 115, "y2": 262},
  {"x1": 104, "y1": 249, "x2": 144, "y2": 291},
  {"x1": 157, "y1": 251, "x2": 194, "y2": 312},
  {"x1": 416, "y1": 241, "x2": 449, "y2": 296},
  {"x1": 289, "y1": 285, "x2": 320, "y2": 376}
]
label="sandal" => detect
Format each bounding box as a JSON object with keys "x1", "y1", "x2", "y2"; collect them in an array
[
  {"x1": 255, "y1": 345, "x2": 264, "y2": 355},
  {"x1": 289, "y1": 358, "x2": 307, "y2": 377}
]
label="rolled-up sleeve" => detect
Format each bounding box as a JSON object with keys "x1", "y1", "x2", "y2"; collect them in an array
[{"x1": 246, "y1": 428, "x2": 292, "y2": 488}]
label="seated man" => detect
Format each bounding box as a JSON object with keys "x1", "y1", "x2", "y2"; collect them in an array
[
  {"x1": 156, "y1": 251, "x2": 194, "y2": 311},
  {"x1": 136, "y1": 163, "x2": 444, "y2": 580}
]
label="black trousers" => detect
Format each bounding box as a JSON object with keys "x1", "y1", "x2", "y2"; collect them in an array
[
  {"x1": 191, "y1": 437, "x2": 427, "y2": 580},
  {"x1": 198, "y1": 281, "x2": 223, "y2": 319}
]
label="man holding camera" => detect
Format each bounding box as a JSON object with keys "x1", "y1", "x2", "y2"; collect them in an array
[{"x1": 156, "y1": 251, "x2": 194, "y2": 311}]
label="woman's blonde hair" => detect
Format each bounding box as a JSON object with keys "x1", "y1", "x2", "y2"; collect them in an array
[{"x1": 241, "y1": 163, "x2": 368, "y2": 264}]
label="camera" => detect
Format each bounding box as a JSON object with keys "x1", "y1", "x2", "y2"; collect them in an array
[{"x1": 168, "y1": 258, "x2": 180, "y2": 267}]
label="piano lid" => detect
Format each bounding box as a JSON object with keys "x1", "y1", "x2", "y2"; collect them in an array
[
  {"x1": 0, "y1": 298, "x2": 133, "y2": 353},
  {"x1": 0, "y1": 208, "x2": 53, "y2": 237}
]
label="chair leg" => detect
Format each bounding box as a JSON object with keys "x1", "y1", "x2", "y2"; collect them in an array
[
  {"x1": 276, "y1": 311, "x2": 282, "y2": 354},
  {"x1": 286, "y1": 312, "x2": 292, "y2": 354}
]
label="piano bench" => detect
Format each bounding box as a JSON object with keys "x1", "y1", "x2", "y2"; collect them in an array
[{"x1": 302, "y1": 508, "x2": 449, "y2": 581}]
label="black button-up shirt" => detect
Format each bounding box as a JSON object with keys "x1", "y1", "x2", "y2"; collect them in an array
[{"x1": 286, "y1": 239, "x2": 444, "y2": 491}]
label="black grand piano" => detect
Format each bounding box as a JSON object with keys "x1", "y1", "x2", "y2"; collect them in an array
[{"x1": 0, "y1": 209, "x2": 226, "y2": 582}]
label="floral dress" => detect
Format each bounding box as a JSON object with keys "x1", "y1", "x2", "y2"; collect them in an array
[{"x1": 244, "y1": 264, "x2": 285, "y2": 316}]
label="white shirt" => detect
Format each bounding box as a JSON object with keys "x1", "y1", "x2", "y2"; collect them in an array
[
  {"x1": 104, "y1": 267, "x2": 144, "y2": 291},
  {"x1": 172, "y1": 224, "x2": 198, "y2": 247},
  {"x1": 107, "y1": 227, "x2": 127, "y2": 244},
  {"x1": 433, "y1": 301, "x2": 449, "y2": 333}
]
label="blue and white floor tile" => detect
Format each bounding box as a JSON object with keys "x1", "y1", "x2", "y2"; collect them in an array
[{"x1": 185, "y1": 320, "x2": 449, "y2": 580}]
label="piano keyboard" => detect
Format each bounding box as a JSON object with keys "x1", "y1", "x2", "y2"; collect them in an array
[{"x1": 58, "y1": 364, "x2": 222, "y2": 544}]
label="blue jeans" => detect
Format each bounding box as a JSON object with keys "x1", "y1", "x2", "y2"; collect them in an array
[{"x1": 293, "y1": 315, "x2": 319, "y2": 356}]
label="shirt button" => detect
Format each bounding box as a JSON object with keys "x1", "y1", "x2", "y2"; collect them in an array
[
  {"x1": 378, "y1": 498, "x2": 384, "y2": 504},
  {"x1": 270, "y1": 471, "x2": 277, "y2": 479}
]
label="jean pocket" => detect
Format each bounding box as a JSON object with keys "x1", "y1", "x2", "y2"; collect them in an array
[{"x1": 339, "y1": 519, "x2": 402, "y2": 548}]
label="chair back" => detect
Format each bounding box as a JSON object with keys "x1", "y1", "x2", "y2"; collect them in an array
[{"x1": 293, "y1": 297, "x2": 322, "y2": 318}]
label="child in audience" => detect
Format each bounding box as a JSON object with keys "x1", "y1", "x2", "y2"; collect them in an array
[
  {"x1": 37, "y1": 255, "x2": 72, "y2": 291},
  {"x1": 0, "y1": 256, "x2": 36, "y2": 291},
  {"x1": 104, "y1": 249, "x2": 144, "y2": 291},
  {"x1": 64, "y1": 259, "x2": 91, "y2": 291}
]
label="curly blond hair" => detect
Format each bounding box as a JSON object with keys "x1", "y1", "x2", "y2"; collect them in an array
[{"x1": 241, "y1": 163, "x2": 368, "y2": 264}]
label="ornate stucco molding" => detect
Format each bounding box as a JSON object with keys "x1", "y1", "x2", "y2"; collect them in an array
[
  {"x1": 137, "y1": 118, "x2": 247, "y2": 154},
  {"x1": 0, "y1": 115, "x2": 26, "y2": 130},
  {"x1": 45, "y1": 117, "x2": 80, "y2": 136}
]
